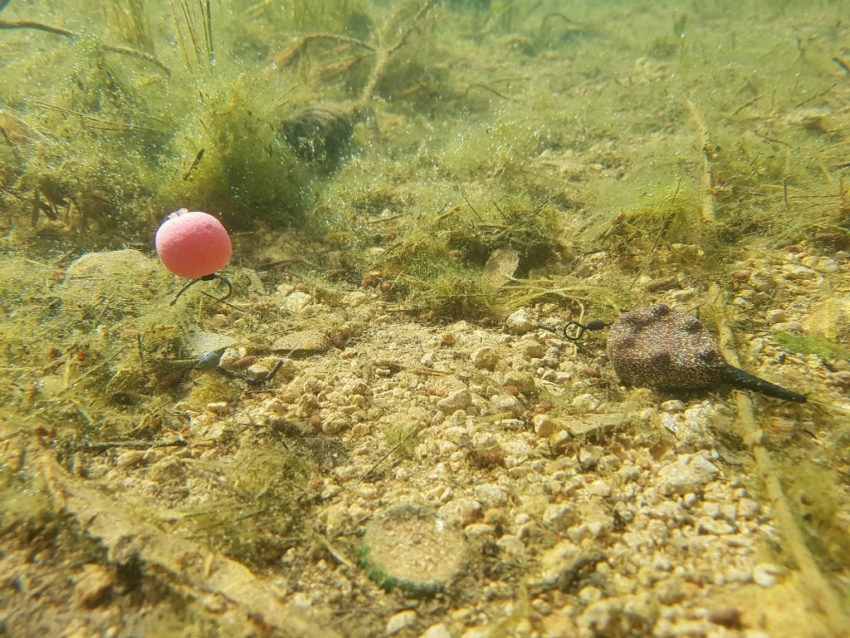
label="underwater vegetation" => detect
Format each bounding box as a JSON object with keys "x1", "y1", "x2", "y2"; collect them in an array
[{"x1": 1, "y1": 0, "x2": 850, "y2": 635}]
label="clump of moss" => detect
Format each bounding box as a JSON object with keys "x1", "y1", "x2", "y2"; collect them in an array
[
  {"x1": 182, "y1": 375, "x2": 239, "y2": 410},
  {"x1": 382, "y1": 422, "x2": 419, "y2": 460},
  {"x1": 594, "y1": 183, "x2": 704, "y2": 254},
  {"x1": 773, "y1": 331, "x2": 850, "y2": 361},
  {"x1": 369, "y1": 195, "x2": 561, "y2": 318},
  {"x1": 11, "y1": 35, "x2": 169, "y2": 244},
  {"x1": 179, "y1": 437, "x2": 315, "y2": 566},
  {"x1": 379, "y1": 235, "x2": 497, "y2": 316},
  {"x1": 157, "y1": 76, "x2": 314, "y2": 232}
]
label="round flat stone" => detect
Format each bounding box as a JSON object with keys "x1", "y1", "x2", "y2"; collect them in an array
[
  {"x1": 271, "y1": 330, "x2": 331, "y2": 355},
  {"x1": 362, "y1": 504, "x2": 467, "y2": 596}
]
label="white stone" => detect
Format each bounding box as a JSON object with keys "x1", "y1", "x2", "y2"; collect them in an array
[
  {"x1": 386, "y1": 610, "x2": 417, "y2": 635},
  {"x1": 586, "y1": 479, "x2": 611, "y2": 498},
  {"x1": 473, "y1": 484, "x2": 509, "y2": 507},
  {"x1": 490, "y1": 393, "x2": 522, "y2": 415},
  {"x1": 438, "y1": 498, "x2": 482, "y2": 527},
  {"x1": 505, "y1": 309, "x2": 534, "y2": 334},
  {"x1": 283, "y1": 290, "x2": 312, "y2": 313},
  {"x1": 470, "y1": 346, "x2": 499, "y2": 370},
  {"x1": 533, "y1": 414, "x2": 558, "y2": 437},
  {"x1": 738, "y1": 497, "x2": 760, "y2": 519},
  {"x1": 781, "y1": 263, "x2": 819, "y2": 280},
  {"x1": 419, "y1": 623, "x2": 452, "y2": 638},
  {"x1": 438, "y1": 388, "x2": 472, "y2": 412},
  {"x1": 658, "y1": 454, "x2": 719, "y2": 496},
  {"x1": 578, "y1": 585, "x2": 602, "y2": 604},
  {"x1": 753, "y1": 562, "x2": 784, "y2": 587},
  {"x1": 765, "y1": 309, "x2": 786, "y2": 325},
  {"x1": 696, "y1": 516, "x2": 737, "y2": 535}
]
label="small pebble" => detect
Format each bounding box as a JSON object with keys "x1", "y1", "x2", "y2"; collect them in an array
[
  {"x1": 532, "y1": 414, "x2": 557, "y2": 437},
  {"x1": 503, "y1": 370, "x2": 535, "y2": 393},
  {"x1": 578, "y1": 445, "x2": 603, "y2": 469},
  {"x1": 658, "y1": 454, "x2": 719, "y2": 496},
  {"x1": 438, "y1": 388, "x2": 472, "y2": 412},
  {"x1": 283, "y1": 290, "x2": 312, "y2": 313},
  {"x1": 116, "y1": 450, "x2": 146, "y2": 468},
  {"x1": 386, "y1": 610, "x2": 417, "y2": 636},
  {"x1": 470, "y1": 346, "x2": 499, "y2": 370},
  {"x1": 753, "y1": 562, "x2": 784, "y2": 587},
  {"x1": 707, "y1": 607, "x2": 742, "y2": 629},
  {"x1": 748, "y1": 269, "x2": 777, "y2": 292},
  {"x1": 419, "y1": 624, "x2": 452, "y2": 638},
  {"x1": 473, "y1": 484, "x2": 509, "y2": 508},
  {"x1": 505, "y1": 309, "x2": 534, "y2": 334},
  {"x1": 781, "y1": 263, "x2": 818, "y2": 280},
  {"x1": 696, "y1": 516, "x2": 736, "y2": 535},
  {"x1": 490, "y1": 393, "x2": 522, "y2": 415},
  {"x1": 765, "y1": 309, "x2": 786, "y2": 325}
]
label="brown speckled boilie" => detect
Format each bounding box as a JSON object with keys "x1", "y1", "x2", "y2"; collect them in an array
[{"x1": 606, "y1": 304, "x2": 806, "y2": 402}]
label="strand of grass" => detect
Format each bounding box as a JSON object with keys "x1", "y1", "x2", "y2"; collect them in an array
[
  {"x1": 127, "y1": 0, "x2": 155, "y2": 53},
  {"x1": 246, "y1": 0, "x2": 274, "y2": 16},
  {"x1": 60, "y1": 345, "x2": 127, "y2": 392},
  {"x1": 465, "y1": 83, "x2": 518, "y2": 101},
  {"x1": 270, "y1": 32, "x2": 376, "y2": 71},
  {"x1": 0, "y1": 20, "x2": 170, "y2": 74},
  {"x1": 79, "y1": 439, "x2": 187, "y2": 451},
  {"x1": 713, "y1": 285, "x2": 850, "y2": 636},
  {"x1": 203, "y1": 0, "x2": 213, "y2": 63},
  {"x1": 168, "y1": 0, "x2": 192, "y2": 71},
  {"x1": 28, "y1": 99, "x2": 166, "y2": 135},
  {"x1": 178, "y1": 0, "x2": 203, "y2": 69},
  {"x1": 686, "y1": 99, "x2": 716, "y2": 224}
]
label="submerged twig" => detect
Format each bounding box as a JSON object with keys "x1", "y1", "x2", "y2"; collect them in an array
[
  {"x1": 0, "y1": 20, "x2": 170, "y2": 74},
  {"x1": 182, "y1": 148, "x2": 205, "y2": 180},
  {"x1": 33, "y1": 445, "x2": 340, "y2": 638},
  {"x1": 277, "y1": 0, "x2": 437, "y2": 166},
  {"x1": 359, "y1": 0, "x2": 437, "y2": 106},
  {"x1": 79, "y1": 439, "x2": 187, "y2": 452},
  {"x1": 712, "y1": 285, "x2": 849, "y2": 637}
]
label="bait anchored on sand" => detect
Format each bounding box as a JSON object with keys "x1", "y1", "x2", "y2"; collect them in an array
[{"x1": 606, "y1": 304, "x2": 806, "y2": 402}]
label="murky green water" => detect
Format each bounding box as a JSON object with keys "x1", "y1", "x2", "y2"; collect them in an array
[{"x1": 1, "y1": 1, "x2": 849, "y2": 636}]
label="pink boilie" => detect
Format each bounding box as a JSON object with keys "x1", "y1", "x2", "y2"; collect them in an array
[{"x1": 155, "y1": 209, "x2": 232, "y2": 279}]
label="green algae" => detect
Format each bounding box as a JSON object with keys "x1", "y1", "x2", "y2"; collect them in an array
[
  {"x1": 773, "y1": 331, "x2": 850, "y2": 361},
  {"x1": 1, "y1": 0, "x2": 850, "y2": 634}
]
